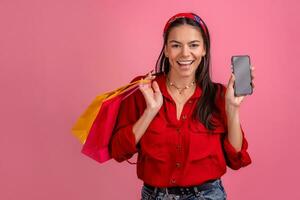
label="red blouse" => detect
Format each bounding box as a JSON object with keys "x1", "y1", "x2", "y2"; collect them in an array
[{"x1": 109, "y1": 73, "x2": 252, "y2": 187}]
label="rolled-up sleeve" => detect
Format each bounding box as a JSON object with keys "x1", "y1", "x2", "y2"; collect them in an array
[
  {"x1": 222, "y1": 127, "x2": 252, "y2": 170},
  {"x1": 110, "y1": 124, "x2": 138, "y2": 162},
  {"x1": 109, "y1": 76, "x2": 145, "y2": 162}
]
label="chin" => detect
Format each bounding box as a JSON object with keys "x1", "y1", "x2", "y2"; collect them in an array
[{"x1": 177, "y1": 66, "x2": 196, "y2": 76}]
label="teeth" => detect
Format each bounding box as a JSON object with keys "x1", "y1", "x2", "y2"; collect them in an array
[{"x1": 178, "y1": 60, "x2": 193, "y2": 65}]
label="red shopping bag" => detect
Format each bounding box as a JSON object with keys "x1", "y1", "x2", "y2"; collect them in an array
[{"x1": 81, "y1": 77, "x2": 149, "y2": 163}]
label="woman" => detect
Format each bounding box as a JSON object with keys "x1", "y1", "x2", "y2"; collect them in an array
[{"x1": 109, "y1": 12, "x2": 254, "y2": 200}]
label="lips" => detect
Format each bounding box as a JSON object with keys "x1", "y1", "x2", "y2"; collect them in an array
[{"x1": 177, "y1": 60, "x2": 194, "y2": 66}]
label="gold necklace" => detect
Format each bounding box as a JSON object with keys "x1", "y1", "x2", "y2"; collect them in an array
[{"x1": 166, "y1": 75, "x2": 196, "y2": 95}]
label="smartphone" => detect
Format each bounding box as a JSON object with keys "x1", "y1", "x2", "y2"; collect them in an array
[{"x1": 231, "y1": 55, "x2": 253, "y2": 96}]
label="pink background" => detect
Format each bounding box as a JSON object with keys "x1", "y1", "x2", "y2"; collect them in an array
[{"x1": 1, "y1": 0, "x2": 299, "y2": 199}]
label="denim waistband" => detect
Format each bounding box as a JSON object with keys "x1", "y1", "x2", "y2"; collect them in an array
[{"x1": 143, "y1": 179, "x2": 220, "y2": 196}]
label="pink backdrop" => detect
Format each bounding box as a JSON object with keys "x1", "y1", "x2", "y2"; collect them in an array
[{"x1": 1, "y1": 0, "x2": 299, "y2": 199}]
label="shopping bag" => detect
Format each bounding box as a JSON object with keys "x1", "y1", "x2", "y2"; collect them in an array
[
  {"x1": 71, "y1": 74, "x2": 151, "y2": 163},
  {"x1": 71, "y1": 78, "x2": 149, "y2": 144},
  {"x1": 81, "y1": 78, "x2": 150, "y2": 163}
]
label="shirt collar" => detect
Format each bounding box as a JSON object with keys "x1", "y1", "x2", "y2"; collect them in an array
[{"x1": 155, "y1": 73, "x2": 202, "y2": 101}]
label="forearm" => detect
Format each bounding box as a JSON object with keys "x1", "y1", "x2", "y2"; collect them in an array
[
  {"x1": 226, "y1": 108, "x2": 243, "y2": 152},
  {"x1": 132, "y1": 108, "x2": 157, "y2": 144}
]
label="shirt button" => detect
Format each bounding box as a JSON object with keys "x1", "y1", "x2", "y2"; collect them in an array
[
  {"x1": 188, "y1": 100, "x2": 193, "y2": 104},
  {"x1": 171, "y1": 179, "x2": 176, "y2": 184},
  {"x1": 182, "y1": 115, "x2": 187, "y2": 120},
  {"x1": 176, "y1": 162, "x2": 181, "y2": 168}
]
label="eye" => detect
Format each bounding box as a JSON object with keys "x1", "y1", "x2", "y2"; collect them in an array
[
  {"x1": 171, "y1": 44, "x2": 180, "y2": 48},
  {"x1": 190, "y1": 44, "x2": 199, "y2": 48}
]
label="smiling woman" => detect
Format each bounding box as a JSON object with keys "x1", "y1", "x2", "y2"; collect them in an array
[
  {"x1": 164, "y1": 27, "x2": 206, "y2": 75},
  {"x1": 109, "y1": 12, "x2": 253, "y2": 200}
]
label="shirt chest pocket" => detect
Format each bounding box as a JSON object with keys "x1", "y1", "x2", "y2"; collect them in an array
[
  {"x1": 188, "y1": 121, "x2": 225, "y2": 162},
  {"x1": 140, "y1": 116, "x2": 169, "y2": 161}
]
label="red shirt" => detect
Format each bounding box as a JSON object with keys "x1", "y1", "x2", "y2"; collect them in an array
[{"x1": 109, "y1": 73, "x2": 252, "y2": 187}]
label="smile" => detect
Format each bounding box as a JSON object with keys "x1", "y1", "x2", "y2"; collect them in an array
[{"x1": 177, "y1": 60, "x2": 194, "y2": 66}]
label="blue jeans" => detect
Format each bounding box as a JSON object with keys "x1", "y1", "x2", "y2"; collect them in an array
[{"x1": 141, "y1": 179, "x2": 227, "y2": 200}]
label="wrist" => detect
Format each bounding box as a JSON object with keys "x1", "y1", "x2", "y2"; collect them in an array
[
  {"x1": 226, "y1": 107, "x2": 240, "y2": 122},
  {"x1": 144, "y1": 108, "x2": 159, "y2": 118}
]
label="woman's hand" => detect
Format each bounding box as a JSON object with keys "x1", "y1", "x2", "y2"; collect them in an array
[
  {"x1": 139, "y1": 71, "x2": 163, "y2": 115},
  {"x1": 225, "y1": 67, "x2": 255, "y2": 112}
]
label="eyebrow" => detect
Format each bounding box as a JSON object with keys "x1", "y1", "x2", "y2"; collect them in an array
[{"x1": 168, "y1": 40, "x2": 201, "y2": 44}]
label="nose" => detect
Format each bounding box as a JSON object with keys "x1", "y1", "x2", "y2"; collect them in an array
[{"x1": 181, "y1": 45, "x2": 191, "y2": 57}]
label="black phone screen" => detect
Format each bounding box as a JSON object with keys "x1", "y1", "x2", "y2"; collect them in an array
[{"x1": 231, "y1": 55, "x2": 253, "y2": 96}]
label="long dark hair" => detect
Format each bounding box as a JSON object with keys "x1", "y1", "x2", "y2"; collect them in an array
[{"x1": 155, "y1": 13, "x2": 223, "y2": 131}]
